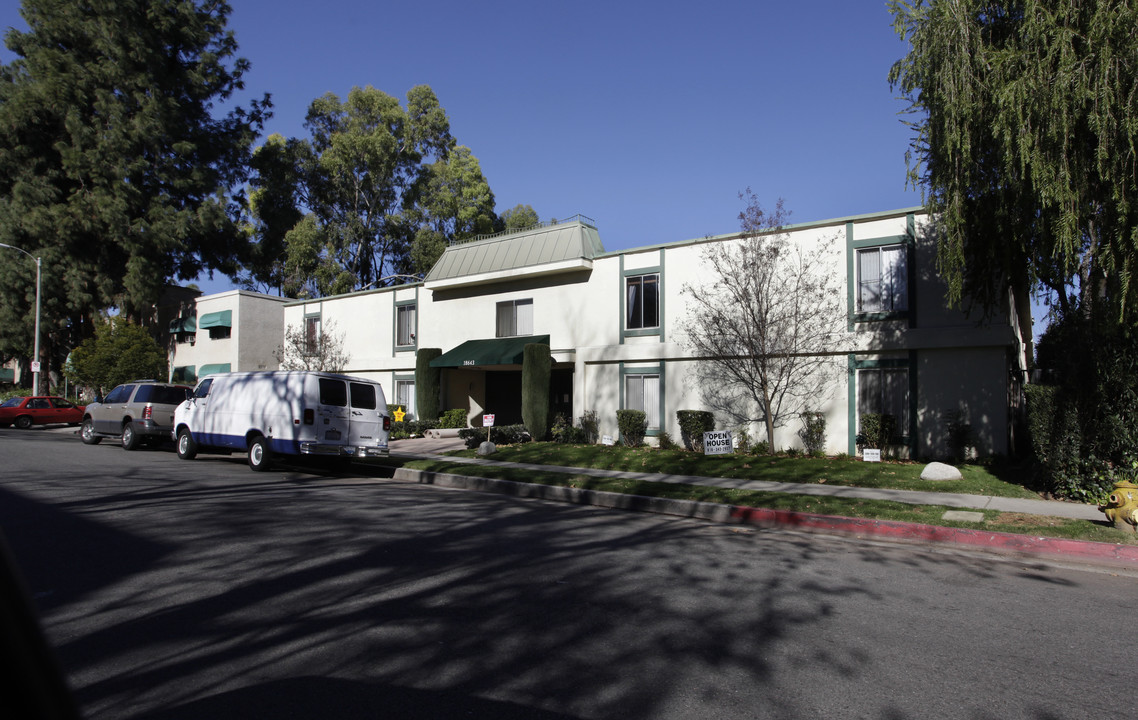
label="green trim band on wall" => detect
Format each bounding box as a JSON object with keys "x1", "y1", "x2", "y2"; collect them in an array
[{"x1": 618, "y1": 361, "x2": 666, "y2": 438}]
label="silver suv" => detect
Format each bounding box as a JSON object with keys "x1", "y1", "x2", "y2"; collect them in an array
[{"x1": 79, "y1": 381, "x2": 193, "y2": 450}]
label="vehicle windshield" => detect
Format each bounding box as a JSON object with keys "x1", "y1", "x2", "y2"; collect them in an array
[{"x1": 1, "y1": 397, "x2": 25, "y2": 408}]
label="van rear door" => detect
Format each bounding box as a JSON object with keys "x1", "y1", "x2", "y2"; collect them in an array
[
  {"x1": 347, "y1": 381, "x2": 384, "y2": 449},
  {"x1": 315, "y1": 377, "x2": 350, "y2": 444}
]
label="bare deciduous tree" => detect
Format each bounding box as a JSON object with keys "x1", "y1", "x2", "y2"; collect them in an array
[
  {"x1": 680, "y1": 191, "x2": 844, "y2": 453},
  {"x1": 274, "y1": 319, "x2": 350, "y2": 372}
]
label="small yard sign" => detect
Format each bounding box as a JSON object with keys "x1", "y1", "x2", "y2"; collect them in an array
[
  {"x1": 863, "y1": 449, "x2": 882, "y2": 462},
  {"x1": 483, "y1": 414, "x2": 495, "y2": 427},
  {"x1": 703, "y1": 430, "x2": 733, "y2": 456},
  {"x1": 602, "y1": 435, "x2": 615, "y2": 446}
]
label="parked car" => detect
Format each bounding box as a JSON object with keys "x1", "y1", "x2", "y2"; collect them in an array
[
  {"x1": 80, "y1": 381, "x2": 193, "y2": 450},
  {"x1": 0, "y1": 396, "x2": 85, "y2": 429}
]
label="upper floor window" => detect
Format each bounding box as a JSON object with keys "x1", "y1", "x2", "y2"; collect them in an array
[
  {"x1": 626, "y1": 273, "x2": 659, "y2": 330},
  {"x1": 857, "y1": 245, "x2": 908, "y2": 313},
  {"x1": 396, "y1": 303, "x2": 416, "y2": 347},
  {"x1": 496, "y1": 299, "x2": 533, "y2": 337},
  {"x1": 209, "y1": 326, "x2": 231, "y2": 340},
  {"x1": 305, "y1": 315, "x2": 321, "y2": 355}
]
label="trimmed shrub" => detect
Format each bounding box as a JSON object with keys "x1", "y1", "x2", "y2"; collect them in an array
[
  {"x1": 657, "y1": 430, "x2": 679, "y2": 450},
  {"x1": 858, "y1": 413, "x2": 896, "y2": 455},
  {"x1": 522, "y1": 343, "x2": 552, "y2": 440},
  {"x1": 415, "y1": 349, "x2": 442, "y2": 423},
  {"x1": 616, "y1": 409, "x2": 647, "y2": 447},
  {"x1": 579, "y1": 410, "x2": 599, "y2": 444},
  {"x1": 458, "y1": 424, "x2": 530, "y2": 449},
  {"x1": 551, "y1": 413, "x2": 587, "y2": 444},
  {"x1": 797, "y1": 410, "x2": 827, "y2": 456},
  {"x1": 439, "y1": 408, "x2": 467, "y2": 429},
  {"x1": 677, "y1": 410, "x2": 716, "y2": 451}
]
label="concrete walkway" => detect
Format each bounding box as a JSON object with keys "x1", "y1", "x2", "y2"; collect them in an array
[{"x1": 387, "y1": 438, "x2": 1103, "y2": 521}]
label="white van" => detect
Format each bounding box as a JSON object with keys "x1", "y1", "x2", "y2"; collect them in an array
[{"x1": 172, "y1": 371, "x2": 391, "y2": 471}]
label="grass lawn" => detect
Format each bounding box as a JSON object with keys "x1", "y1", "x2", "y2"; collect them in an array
[{"x1": 385, "y1": 442, "x2": 1138, "y2": 546}]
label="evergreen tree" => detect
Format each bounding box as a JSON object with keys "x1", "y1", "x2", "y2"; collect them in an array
[{"x1": 0, "y1": 0, "x2": 269, "y2": 378}]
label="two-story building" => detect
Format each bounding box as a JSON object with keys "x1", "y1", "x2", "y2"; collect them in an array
[
  {"x1": 167, "y1": 290, "x2": 291, "y2": 384},
  {"x1": 266, "y1": 208, "x2": 1027, "y2": 459}
]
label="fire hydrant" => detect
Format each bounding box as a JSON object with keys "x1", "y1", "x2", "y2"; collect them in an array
[{"x1": 1100, "y1": 481, "x2": 1138, "y2": 531}]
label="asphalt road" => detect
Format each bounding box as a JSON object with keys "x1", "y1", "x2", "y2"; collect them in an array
[{"x1": 2, "y1": 429, "x2": 1136, "y2": 720}]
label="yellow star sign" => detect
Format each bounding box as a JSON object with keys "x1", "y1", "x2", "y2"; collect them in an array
[{"x1": 392, "y1": 407, "x2": 406, "y2": 423}]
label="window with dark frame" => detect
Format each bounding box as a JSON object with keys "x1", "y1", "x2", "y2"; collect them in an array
[
  {"x1": 857, "y1": 367, "x2": 909, "y2": 434},
  {"x1": 624, "y1": 373, "x2": 661, "y2": 431},
  {"x1": 396, "y1": 304, "x2": 416, "y2": 347},
  {"x1": 626, "y1": 273, "x2": 659, "y2": 330},
  {"x1": 857, "y1": 245, "x2": 908, "y2": 313},
  {"x1": 305, "y1": 315, "x2": 321, "y2": 355}
]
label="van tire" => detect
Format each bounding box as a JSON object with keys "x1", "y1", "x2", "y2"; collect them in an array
[
  {"x1": 176, "y1": 428, "x2": 197, "y2": 460},
  {"x1": 248, "y1": 435, "x2": 271, "y2": 471},
  {"x1": 80, "y1": 419, "x2": 101, "y2": 445},
  {"x1": 121, "y1": 422, "x2": 141, "y2": 451}
]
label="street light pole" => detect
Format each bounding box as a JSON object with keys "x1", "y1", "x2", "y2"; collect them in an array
[{"x1": 0, "y1": 243, "x2": 42, "y2": 395}]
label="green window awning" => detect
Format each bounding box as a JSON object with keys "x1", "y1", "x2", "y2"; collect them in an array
[
  {"x1": 198, "y1": 363, "x2": 231, "y2": 377},
  {"x1": 430, "y1": 335, "x2": 550, "y2": 368},
  {"x1": 198, "y1": 310, "x2": 232, "y2": 329},
  {"x1": 172, "y1": 366, "x2": 197, "y2": 383},
  {"x1": 168, "y1": 317, "x2": 196, "y2": 333}
]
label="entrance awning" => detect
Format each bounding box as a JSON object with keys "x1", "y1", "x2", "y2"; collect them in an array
[
  {"x1": 198, "y1": 310, "x2": 232, "y2": 329},
  {"x1": 430, "y1": 335, "x2": 550, "y2": 368}
]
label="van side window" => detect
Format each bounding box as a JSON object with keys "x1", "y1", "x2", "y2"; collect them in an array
[
  {"x1": 318, "y1": 378, "x2": 347, "y2": 407},
  {"x1": 194, "y1": 379, "x2": 213, "y2": 399},
  {"x1": 350, "y1": 382, "x2": 376, "y2": 410}
]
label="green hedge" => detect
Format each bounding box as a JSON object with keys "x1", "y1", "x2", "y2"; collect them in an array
[
  {"x1": 677, "y1": 410, "x2": 715, "y2": 451},
  {"x1": 617, "y1": 409, "x2": 647, "y2": 447},
  {"x1": 458, "y1": 424, "x2": 530, "y2": 449},
  {"x1": 522, "y1": 343, "x2": 551, "y2": 441},
  {"x1": 416, "y1": 348, "x2": 441, "y2": 423}
]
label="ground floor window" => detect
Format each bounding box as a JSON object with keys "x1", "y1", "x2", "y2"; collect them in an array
[
  {"x1": 624, "y1": 373, "x2": 660, "y2": 432},
  {"x1": 396, "y1": 379, "x2": 415, "y2": 419},
  {"x1": 857, "y1": 367, "x2": 909, "y2": 435}
]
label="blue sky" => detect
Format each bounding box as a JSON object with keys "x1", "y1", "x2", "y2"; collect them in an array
[{"x1": 3, "y1": 1, "x2": 924, "y2": 285}]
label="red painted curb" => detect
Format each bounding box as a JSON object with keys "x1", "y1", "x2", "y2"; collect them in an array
[{"x1": 730, "y1": 505, "x2": 1138, "y2": 565}]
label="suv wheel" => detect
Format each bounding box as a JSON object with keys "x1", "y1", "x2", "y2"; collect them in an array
[
  {"x1": 80, "y1": 418, "x2": 101, "y2": 445},
  {"x1": 247, "y1": 435, "x2": 272, "y2": 472},
  {"x1": 121, "y1": 422, "x2": 141, "y2": 451},
  {"x1": 176, "y1": 428, "x2": 197, "y2": 460}
]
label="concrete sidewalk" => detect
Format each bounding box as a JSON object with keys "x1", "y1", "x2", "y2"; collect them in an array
[
  {"x1": 386, "y1": 439, "x2": 1138, "y2": 570},
  {"x1": 388, "y1": 439, "x2": 1102, "y2": 521}
]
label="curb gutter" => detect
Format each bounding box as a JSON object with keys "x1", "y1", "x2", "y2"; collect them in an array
[{"x1": 393, "y1": 468, "x2": 1138, "y2": 570}]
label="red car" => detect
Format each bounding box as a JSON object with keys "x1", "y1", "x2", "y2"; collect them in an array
[{"x1": 0, "y1": 396, "x2": 86, "y2": 429}]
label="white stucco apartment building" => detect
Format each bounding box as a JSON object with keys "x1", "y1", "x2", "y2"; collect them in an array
[
  {"x1": 254, "y1": 208, "x2": 1029, "y2": 459},
  {"x1": 167, "y1": 290, "x2": 291, "y2": 383}
]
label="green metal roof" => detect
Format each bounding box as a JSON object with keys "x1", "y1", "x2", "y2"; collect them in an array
[
  {"x1": 425, "y1": 218, "x2": 603, "y2": 286},
  {"x1": 430, "y1": 335, "x2": 551, "y2": 368}
]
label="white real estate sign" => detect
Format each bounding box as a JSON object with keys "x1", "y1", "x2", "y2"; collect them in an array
[{"x1": 703, "y1": 430, "x2": 733, "y2": 455}]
